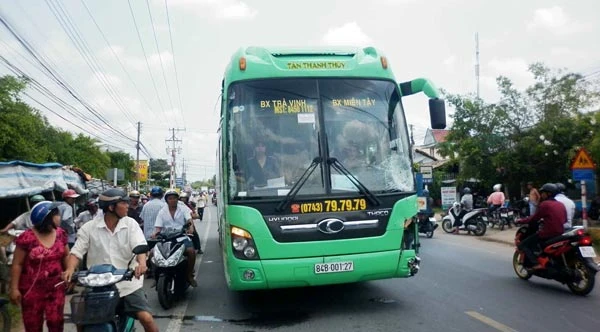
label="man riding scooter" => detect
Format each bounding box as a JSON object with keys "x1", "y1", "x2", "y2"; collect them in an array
[{"x1": 516, "y1": 183, "x2": 566, "y2": 270}]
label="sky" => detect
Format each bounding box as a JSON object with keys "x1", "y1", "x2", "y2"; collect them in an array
[{"x1": 1, "y1": 0, "x2": 599, "y2": 182}]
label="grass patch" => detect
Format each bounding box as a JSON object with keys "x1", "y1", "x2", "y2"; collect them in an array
[{"x1": 0, "y1": 295, "x2": 22, "y2": 331}]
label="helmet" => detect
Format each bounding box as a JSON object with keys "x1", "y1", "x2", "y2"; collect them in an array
[
  {"x1": 555, "y1": 183, "x2": 566, "y2": 193},
  {"x1": 150, "y1": 186, "x2": 164, "y2": 197},
  {"x1": 463, "y1": 187, "x2": 471, "y2": 194},
  {"x1": 129, "y1": 190, "x2": 141, "y2": 198},
  {"x1": 62, "y1": 189, "x2": 80, "y2": 199},
  {"x1": 493, "y1": 184, "x2": 501, "y2": 192},
  {"x1": 539, "y1": 183, "x2": 558, "y2": 196},
  {"x1": 30, "y1": 195, "x2": 45, "y2": 203},
  {"x1": 85, "y1": 198, "x2": 97, "y2": 207},
  {"x1": 98, "y1": 188, "x2": 130, "y2": 209},
  {"x1": 30, "y1": 201, "x2": 61, "y2": 225},
  {"x1": 180, "y1": 192, "x2": 188, "y2": 198},
  {"x1": 164, "y1": 190, "x2": 179, "y2": 200}
]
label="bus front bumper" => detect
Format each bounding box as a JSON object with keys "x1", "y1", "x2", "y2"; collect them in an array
[{"x1": 227, "y1": 249, "x2": 418, "y2": 291}]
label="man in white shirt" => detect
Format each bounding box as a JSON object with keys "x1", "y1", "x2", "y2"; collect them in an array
[
  {"x1": 74, "y1": 199, "x2": 102, "y2": 229},
  {"x1": 554, "y1": 183, "x2": 575, "y2": 230},
  {"x1": 140, "y1": 187, "x2": 166, "y2": 239},
  {"x1": 64, "y1": 188, "x2": 158, "y2": 332},
  {"x1": 152, "y1": 190, "x2": 197, "y2": 287},
  {"x1": 0, "y1": 195, "x2": 45, "y2": 233}
]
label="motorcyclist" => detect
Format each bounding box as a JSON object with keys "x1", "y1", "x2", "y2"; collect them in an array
[
  {"x1": 453, "y1": 187, "x2": 473, "y2": 231},
  {"x1": 487, "y1": 184, "x2": 505, "y2": 214},
  {"x1": 553, "y1": 182, "x2": 575, "y2": 230},
  {"x1": 151, "y1": 190, "x2": 198, "y2": 287},
  {"x1": 179, "y1": 192, "x2": 203, "y2": 254},
  {"x1": 64, "y1": 188, "x2": 158, "y2": 332},
  {"x1": 516, "y1": 183, "x2": 566, "y2": 270},
  {"x1": 128, "y1": 190, "x2": 144, "y2": 229}
]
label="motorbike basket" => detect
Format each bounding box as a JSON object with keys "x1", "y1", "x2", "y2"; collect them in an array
[{"x1": 70, "y1": 291, "x2": 119, "y2": 325}]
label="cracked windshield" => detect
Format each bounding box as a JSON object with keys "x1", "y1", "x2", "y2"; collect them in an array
[{"x1": 228, "y1": 78, "x2": 413, "y2": 198}]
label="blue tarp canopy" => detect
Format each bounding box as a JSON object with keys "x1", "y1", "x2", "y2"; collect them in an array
[{"x1": 0, "y1": 160, "x2": 88, "y2": 199}]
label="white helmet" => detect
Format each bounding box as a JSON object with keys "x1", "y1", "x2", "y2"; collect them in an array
[{"x1": 493, "y1": 184, "x2": 501, "y2": 192}]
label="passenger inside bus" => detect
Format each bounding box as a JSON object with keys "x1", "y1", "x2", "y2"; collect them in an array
[{"x1": 243, "y1": 139, "x2": 282, "y2": 189}]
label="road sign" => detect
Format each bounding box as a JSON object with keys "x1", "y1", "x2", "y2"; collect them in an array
[
  {"x1": 573, "y1": 169, "x2": 594, "y2": 181},
  {"x1": 420, "y1": 166, "x2": 433, "y2": 179},
  {"x1": 570, "y1": 148, "x2": 595, "y2": 170}
]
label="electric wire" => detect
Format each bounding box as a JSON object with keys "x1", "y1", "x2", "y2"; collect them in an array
[{"x1": 163, "y1": 0, "x2": 186, "y2": 126}]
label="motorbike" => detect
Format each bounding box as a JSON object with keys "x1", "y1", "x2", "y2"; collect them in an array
[
  {"x1": 69, "y1": 244, "x2": 148, "y2": 331},
  {"x1": 488, "y1": 206, "x2": 515, "y2": 231},
  {"x1": 512, "y1": 224, "x2": 598, "y2": 296},
  {"x1": 415, "y1": 211, "x2": 438, "y2": 238},
  {"x1": 441, "y1": 202, "x2": 487, "y2": 236},
  {"x1": 148, "y1": 227, "x2": 191, "y2": 310}
]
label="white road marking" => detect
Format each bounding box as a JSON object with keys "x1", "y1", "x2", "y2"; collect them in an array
[
  {"x1": 466, "y1": 311, "x2": 518, "y2": 332},
  {"x1": 165, "y1": 207, "x2": 212, "y2": 332}
]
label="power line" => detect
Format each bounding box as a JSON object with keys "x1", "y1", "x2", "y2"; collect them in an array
[
  {"x1": 144, "y1": 0, "x2": 177, "y2": 127},
  {"x1": 164, "y1": 0, "x2": 186, "y2": 126},
  {"x1": 126, "y1": 0, "x2": 172, "y2": 127},
  {"x1": 44, "y1": 0, "x2": 138, "y2": 125},
  {"x1": 0, "y1": 13, "x2": 136, "y2": 142},
  {"x1": 79, "y1": 0, "x2": 170, "y2": 126}
]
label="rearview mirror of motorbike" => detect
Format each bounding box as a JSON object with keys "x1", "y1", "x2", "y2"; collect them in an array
[{"x1": 132, "y1": 244, "x2": 149, "y2": 255}]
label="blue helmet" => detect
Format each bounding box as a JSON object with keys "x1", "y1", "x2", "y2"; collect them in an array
[
  {"x1": 150, "y1": 186, "x2": 164, "y2": 197},
  {"x1": 30, "y1": 201, "x2": 61, "y2": 225}
]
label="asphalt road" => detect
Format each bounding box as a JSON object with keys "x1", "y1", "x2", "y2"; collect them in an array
[{"x1": 64, "y1": 205, "x2": 600, "y2": 331}]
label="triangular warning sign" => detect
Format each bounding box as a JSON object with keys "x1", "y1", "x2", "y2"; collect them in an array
[{"x1": 570, "y1": 148, "x2": 595, "y2": 170}]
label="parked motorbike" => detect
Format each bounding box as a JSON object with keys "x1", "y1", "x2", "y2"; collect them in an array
[
  {"x1": 69, "y1": 244, "x2": 148, "y2": 331},
  {"x1": 415, "y1": 211, "x2": 438, "y2": 238},
  {"x1": 441, "y1": 202, "x2": 487, "y2": 236},
  {"x1": 148, "y1": 227, "x2": 191, "y2": 310},
  {"x1": 488, "y1": 207, "x2": 515, "y2": 231},
  {"x1": 512, "y1": 224, "x2": 598, "y2": 296}
]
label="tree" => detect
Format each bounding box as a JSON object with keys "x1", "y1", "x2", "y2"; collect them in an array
[
  {"x1": 439, "y1": 64, "x2": 600, "y2": 198},
  {"x1": 107, "y1": 151, "x2": 135, "y2": 183}
]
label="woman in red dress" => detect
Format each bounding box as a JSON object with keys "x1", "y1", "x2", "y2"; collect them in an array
[{"x1": 10, "y1": 201, "x2": 70, "y2": 332}]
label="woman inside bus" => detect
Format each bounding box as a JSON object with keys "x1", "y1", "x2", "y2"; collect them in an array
[{"x1": 244, "y1": 139, "x2": 282, "y2": 189}]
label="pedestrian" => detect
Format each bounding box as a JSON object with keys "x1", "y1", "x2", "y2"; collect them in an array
[
  {"x1": 140, "y1": 187, "x2": 166, "y2": 240},
  {"x1": 63, "y1": 188, "x2": 158, "y2": 332},
  {"x1": 196, "y1": 192, "x2": 206, "y2": 221},
  {"x1": 527, "y1": 182, "x2": 540, "y2": 216},
  {"x1": 57, "y1": 189, "x2": 80, "y2": 248},
  {"x1": 10, "y1": 201, "x2": 69, "y2": 332},
  {"x1": 0, "y1": 195, "x2": 46, "y2": 233}
]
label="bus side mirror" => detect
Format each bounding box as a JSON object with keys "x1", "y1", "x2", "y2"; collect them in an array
[{"x1": 429, "y1": 99, "x2": 446, "y2": 129}]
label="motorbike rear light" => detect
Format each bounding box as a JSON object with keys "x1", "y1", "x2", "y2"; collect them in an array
[
  {"x1": 576, "y1": 229, "x2": 585, "y2": 236},
  {"x1": 579, "y1": 236, "x2": 592, "y2": 246}
]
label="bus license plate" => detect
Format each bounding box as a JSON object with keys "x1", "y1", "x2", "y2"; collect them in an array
[
  {"x1": 579, "y1": 246, "x2": 597, "y2": 258},
  {"x1": 314, "y1": 261, "x2": 354, "y2": 274}
]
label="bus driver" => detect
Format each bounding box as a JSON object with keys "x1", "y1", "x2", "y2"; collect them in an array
[{"x1": 244, "y1": 139, "x2": 282, "y2": 188}]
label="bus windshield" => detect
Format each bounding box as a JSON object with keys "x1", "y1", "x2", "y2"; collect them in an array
[{"x1": 227, "y1": 78, "x2": 414, "y2": 199}]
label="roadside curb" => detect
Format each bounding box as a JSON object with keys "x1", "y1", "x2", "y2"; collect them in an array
[{"x1": 477, "y1": 233, "x2": 600, "y2": 264}]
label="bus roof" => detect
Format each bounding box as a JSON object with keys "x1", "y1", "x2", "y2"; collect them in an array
[{"x1": 223, "y1": 46, "x2": 397, "y2": 84}]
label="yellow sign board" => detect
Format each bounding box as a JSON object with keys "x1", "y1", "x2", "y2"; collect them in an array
[
  {"x1": 136, "y1": 160, "x2": 149, "y2": 181},
  {"x1": 570, "y1": 148, "x2": 595, "y2": 170}
]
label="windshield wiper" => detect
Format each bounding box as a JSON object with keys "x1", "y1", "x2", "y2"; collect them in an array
[
  {"x1": 276, "y1": 157, "x2": 322, "y2": 212},
  {"x1": 327, "y1": 157, "x2": 381, "y2": 207}
]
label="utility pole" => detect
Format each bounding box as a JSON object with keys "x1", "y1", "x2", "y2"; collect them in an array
[
  {"x1": 135, "y1": 121, "x2": 141, "y2": 190},
  {"x1": 475, "y1": 32, "x2": 480, "y2": 99},
  {"x1": 165, "y1": 128, "x2": 184, "y2": 189}
]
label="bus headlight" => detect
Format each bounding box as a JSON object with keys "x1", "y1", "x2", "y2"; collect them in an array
[
  {"x1": 233, "y1": 237, "x2": 248, "y2": 251},
  {"x1": 231, "y1": 226, "x2": 260, "y2": 260}
]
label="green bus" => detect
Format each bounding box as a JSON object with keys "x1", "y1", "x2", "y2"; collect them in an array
[{"x1": 216, "y1": 46, "x2": 446, "y2": 290}]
